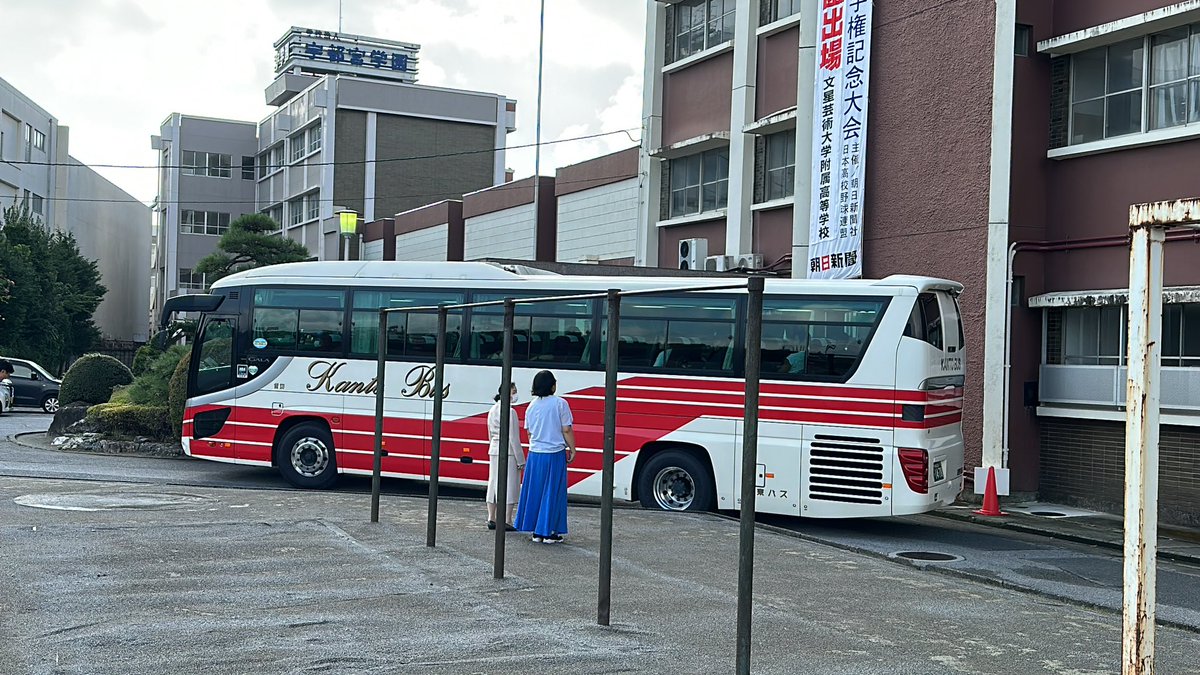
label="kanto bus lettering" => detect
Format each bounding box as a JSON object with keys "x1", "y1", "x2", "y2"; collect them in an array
[{"x1": 305, "y1": 361, "x2": 451, "y2": 399}]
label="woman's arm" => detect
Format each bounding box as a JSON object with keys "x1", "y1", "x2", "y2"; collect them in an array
[
  {"x1": 510, "y1": 411, "x2": 525, "y2": 467},
  {"x1": 562, "y1": 425, "x2": 576, "y2": 463}
]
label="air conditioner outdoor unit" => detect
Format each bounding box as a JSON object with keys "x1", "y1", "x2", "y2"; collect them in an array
[
  {"x1": 678, "y1": 238, "x2": 708, "y2": 270},
  {"x1": 705, "y1": 255, "x2": 734, "y2": 272},
  {"x1": 735, "y1": 253, "x2": 764, "y2": 270}
]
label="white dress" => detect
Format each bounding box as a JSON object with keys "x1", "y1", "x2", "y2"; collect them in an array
[{"x1": 486, "y1": 400, "x2": 524, "y2": 505}]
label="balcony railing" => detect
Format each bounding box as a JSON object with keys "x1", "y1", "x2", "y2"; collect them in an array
[{"x1": 1039, "y1": 364, "x2": 1200, "y2": 412}]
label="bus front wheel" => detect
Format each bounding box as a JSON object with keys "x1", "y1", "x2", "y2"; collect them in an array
[
  {"x1": 637, "y1": 449, "x2": 714, "y2": 512},
  {"x1": 276, "y1": 423, "x2": 338, "y2": 489}
]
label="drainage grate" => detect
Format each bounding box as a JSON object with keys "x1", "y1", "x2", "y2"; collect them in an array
[{"x1": 892, "y1": 551, "x2": 961, "y2": 562}]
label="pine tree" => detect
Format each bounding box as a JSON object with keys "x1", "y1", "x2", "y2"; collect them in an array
[{"x1": 194, "y1": 213, "x2": 310, "y2": 283}]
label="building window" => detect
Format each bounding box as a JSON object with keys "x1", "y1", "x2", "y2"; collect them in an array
[
  {"x1": 1048, "y1": 303, "x2": 1200, "y2": 367},
  {"x1": 764, "y1": 129, "x2": 795, "y2": 201},
  {"x1": 288, "y1": 197, "x2": 304, "y2": 225},
  {"x1": 308, "y1": 124, "x2": 322, "y2": 154},
  {"x1": 32, "y1": 129, "x2": 45, "y2": 152},
  {"x1": 241, "y1": 155, "x2": 255, "y2": 180},
  {"x1": 766, "y1": 0, "x2": 801, "y2": 24},
  {"x1": 306, "y1": 192, "x2": 320, "y2": 221},
  {"x1": 1149, "y1": 24, "x2": 1200, "y2": 130},
  {"x1": 178, "y1": 268, "x2": 208, "y2": 291},
  {"x1": 30, "y1": 193, "x2": 43, "y2": 215},
  {"x1": 180, "y1": 210, "x2": 231, "y2": 236},
  {"x1": 1069, "y1": 23, "x2": 1200, "y2": 144},
  {"x1": 673, "y1": 0, "x2": 735, "y2": 62},
  {"x1": 23, "y1": 124, "x2": 31, "y2": 161},
  {"x1": 182, "y1": 150, "x2": 232, "y2": 178},
  {"x1": 669, "y1": 147, "x2": 729, "y2": 218},
  {"x1": 1015, "y1": 23, "x2": 1032, "y2": 57},
  {"x1": 290, "y1": 133, "x2": 306, "y2": 162}
]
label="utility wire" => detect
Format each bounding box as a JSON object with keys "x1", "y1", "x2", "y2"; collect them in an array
[
  {"x1": 6, "y1": 128, "x2": 640, "y2": 171},
  {"x1": 15, "y1": 169, "x2": 644, "y2": 207}
]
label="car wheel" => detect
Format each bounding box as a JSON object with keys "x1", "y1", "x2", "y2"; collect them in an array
[
  {"x1": 637, "y1": 449, "x2": 715, "y2": 512},
  {"x1": 42, "y1": 394, "x2": 60, "y2": 414},
  {"x1": 275, "y1": 422, "x2": 338, "y2": 489}
]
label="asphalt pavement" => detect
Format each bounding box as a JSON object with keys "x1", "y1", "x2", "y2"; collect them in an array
[{"x1": 5, "y1": 411, "x2": 1200, "y2": 673}]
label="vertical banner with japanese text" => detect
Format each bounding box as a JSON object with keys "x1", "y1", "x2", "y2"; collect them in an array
[{"x1": 808, "y1": 0, "x2": 872, "y2": 279}]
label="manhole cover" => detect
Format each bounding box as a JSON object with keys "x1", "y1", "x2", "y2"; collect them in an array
[
  {"x1": 1030, "y1": 510, "x2": 1067, "y2": 518},
  {"x1": 14, "y1": 492, "x2": 216, "y2": 512},
  {"x1": 892, "y1": 551, "x2": 961, "y2": 562}
]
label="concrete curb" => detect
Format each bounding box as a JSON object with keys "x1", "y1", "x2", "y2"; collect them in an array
[
  {"x1": 13, "y1": 431, "x2": 186, "y2": 460},
  {"x1": 929, "y1": 508, "x2": 1200, "y2": 566},
  {"x1": 723, "y1": 513, "x2": 1200, "y2": 635}
]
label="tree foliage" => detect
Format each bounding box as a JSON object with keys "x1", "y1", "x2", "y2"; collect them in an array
[
  {"x1": 59, "y1": 353, "x2": 133, "y2": 405},
  {"x1": 194, "y1": 213, "x2": 309, "y2": 282},
  {"x1": 0, "y1": 203, "x2": 106, "y2": 371}
]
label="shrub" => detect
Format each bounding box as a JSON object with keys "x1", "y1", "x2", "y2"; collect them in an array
[
  {"x1": 130, "y1": 344, "x2": 160, "y2": 376},
  {"x1": 59, "y1": 353, "x2": 134, "y2": 405},
  {"x1": 168, "y1": 351, "x2": 191, "y2": 439},
  {"x1": 124, "y1": 345, "x2": 189, "y2": 405},
  {"x1": 86, "y1": 402, "x2": 171, "y2": 439}
]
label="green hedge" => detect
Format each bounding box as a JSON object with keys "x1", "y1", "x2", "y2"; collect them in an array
[
  {"x1": 168, "y1": 352, "x2": 191, "y2": 439},
  {"x1": 124, "y1": 345, "x2": 189, "y2": 405},
  {"x1": 59, "y1": 354, "x2": 134, "y2": 405},
  {"x1": 87, "y1": 402, "x2": 171, "y2": 439}
]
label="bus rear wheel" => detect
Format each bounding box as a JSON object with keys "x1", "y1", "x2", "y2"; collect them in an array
[
  {"x1": 276, "y1": 423, "x2": 338, "y2": 489},
  {"x1": 637, "y1": 449, "x2": 714, "y2": 512}
]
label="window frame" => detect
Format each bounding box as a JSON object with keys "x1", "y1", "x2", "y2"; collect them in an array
[
  {"x1": 671, "y1": 0, "x2": 736, "y2": 62},
  {"x1": 763, "y1": 129, "x2": 796, "y2": 201},
  {"x1": 668, "y1": 147, "x2": 729, "y2": 218},
  {"x1": 1068, "y1": 22, "x2": 1200, "y2": 145}
]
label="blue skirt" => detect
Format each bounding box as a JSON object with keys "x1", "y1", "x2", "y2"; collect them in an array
[{"x1": 514, "y1": 450, "x2": 568, "y2": 537}]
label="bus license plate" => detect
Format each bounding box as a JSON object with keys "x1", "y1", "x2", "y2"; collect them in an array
[{"x1": 933, "y1": 461, "x2": 945, "y2": 483}]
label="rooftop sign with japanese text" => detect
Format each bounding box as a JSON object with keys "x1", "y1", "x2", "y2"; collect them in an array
[
  {"x1": 273, "y1": 27, "x2": 420, "y2": 85},
  {"x1": 807, "y1": 0, "x2": 872, "y2": 279}
]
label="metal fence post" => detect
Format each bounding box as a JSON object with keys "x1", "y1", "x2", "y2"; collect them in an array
[
  {"x1": 371, "y1": 308, "x2": 387, "y2": 523},
  {"x1": 598, "y1": 289, "x2": 621, "y2": 626},
  {"x1": 427, "y1": 306, "x2": 448, "y2": 547},
  {"x1": 1123, "y1": 221, "x2": 1165, "y2": 674},
  {"x1": 736, "y1": 276, "x2": 764, "y2": 675},
  {"x1": 494, "y1": 299, "x2": 515, "y2": 579}
]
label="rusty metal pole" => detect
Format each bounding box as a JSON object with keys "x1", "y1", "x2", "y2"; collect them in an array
[
  {"x1": 598, "y1": 289, "x2": 621, "y2": 626},
  {"x1": 736, "y1": 276, "x2": 764, "y2": 675},
  {"x1": 370, "y1": 308, "x2": 387, "y2": 523},
  {"x1": 494, "y1": 299, "x2": 515, "y2": 579},
  {"x1": 427, "y1": 307, "x2": 448, "y2": 547}
]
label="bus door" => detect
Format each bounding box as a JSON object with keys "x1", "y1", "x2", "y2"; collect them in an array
[
  {"x1": 189, "y1": 314, "x2": 239, "y2": 460},
  {"x1": 896, "y1": 290, "x2": 966, "y2": 504}
]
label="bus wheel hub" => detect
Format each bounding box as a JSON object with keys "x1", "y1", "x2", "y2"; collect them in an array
[{"x1": 292, "y1": 437, "x2": 329, "y2": 477}]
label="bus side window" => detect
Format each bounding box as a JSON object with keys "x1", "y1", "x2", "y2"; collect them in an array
[
  {"x1": 252, "y1": 287, "x2": 346, "y2": 354},
  {"x1": 763, "y1": 297, "x2": 886, "y2": 380}
]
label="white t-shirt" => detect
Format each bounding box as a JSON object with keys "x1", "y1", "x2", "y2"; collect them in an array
[{"x1": 524, "y1": 395, "x2": 573, "y2": 454}]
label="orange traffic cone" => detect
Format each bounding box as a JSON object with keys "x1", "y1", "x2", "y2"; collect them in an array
[{"x1": 973, "y1": 466, "x2": 1007, "y2": 516}]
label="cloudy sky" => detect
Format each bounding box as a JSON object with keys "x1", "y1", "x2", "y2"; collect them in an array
[{"x1": 0, "y1": 0, "x2": 646, "y2": 205}]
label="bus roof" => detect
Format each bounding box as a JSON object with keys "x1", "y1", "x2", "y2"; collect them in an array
[{"x1": 210, "y1": 261, "x2": 962, "y2": 295}]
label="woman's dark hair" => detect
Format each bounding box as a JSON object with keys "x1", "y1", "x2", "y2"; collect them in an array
[
  {"x1": 531, "y1": 370, "x2": 556, "y2": 398},
  {"x1": 493, "y1": 382, "x2": 517, "y2": 402}
]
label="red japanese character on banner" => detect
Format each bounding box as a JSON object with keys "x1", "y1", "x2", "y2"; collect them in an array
[
  {"x1": 821, "y1": 255, "x2": 832, "y2": 272},
  {"x1": 820, "y1": 38, "x2": 843, "y2": 70}
]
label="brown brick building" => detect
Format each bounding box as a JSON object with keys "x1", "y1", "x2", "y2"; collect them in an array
[{"x1": 635, "y1": 0, "x2": 1200, "y2": 523}]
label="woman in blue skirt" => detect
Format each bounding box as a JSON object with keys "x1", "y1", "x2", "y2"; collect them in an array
[{"x1": 514, "y1": 370, "x2": 575, "y2": 544}]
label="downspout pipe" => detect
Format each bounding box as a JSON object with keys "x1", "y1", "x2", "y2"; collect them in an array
[{"x1": 1001, "y1": 230, "x2": 1200, "y2": 467}]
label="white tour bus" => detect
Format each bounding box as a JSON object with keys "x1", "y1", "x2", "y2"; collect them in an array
[{"x1": 166, "y1": 261, "x2": 965, "y2": 518}]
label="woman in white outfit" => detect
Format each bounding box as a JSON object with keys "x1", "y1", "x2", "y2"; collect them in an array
[{"x1": 486, "y1": 382, "x2": 525, "y2": 530}]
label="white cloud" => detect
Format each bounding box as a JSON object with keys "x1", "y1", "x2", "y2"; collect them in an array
[{"x1": 0, "y1": 0, "x2": 645, "y2": 203}]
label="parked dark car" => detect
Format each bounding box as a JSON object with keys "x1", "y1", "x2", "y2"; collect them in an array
[{"x1": 1, "y1": 358, "x2": 61, "y2": 413}]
